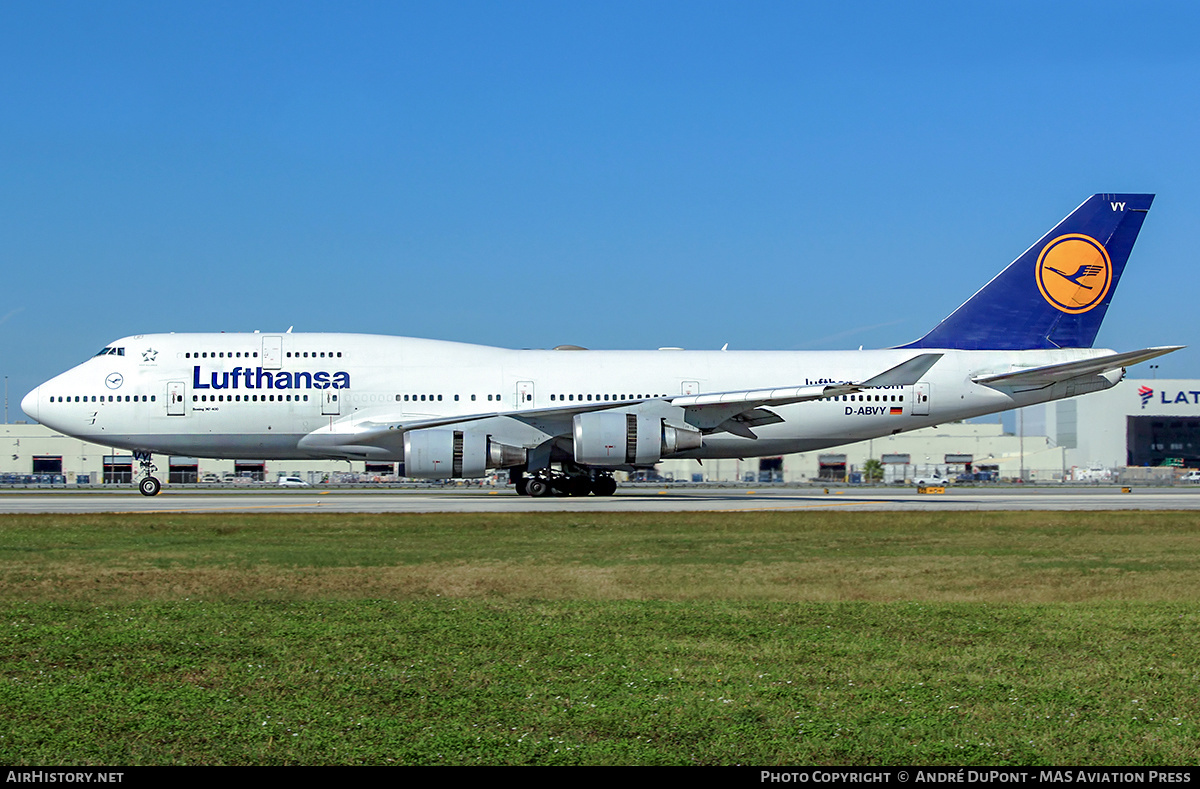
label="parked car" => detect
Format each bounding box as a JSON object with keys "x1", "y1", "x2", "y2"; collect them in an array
[
  {"x1": 1181, "y1": 470, "x2": 1200, "y2": 482},
  {"x1": 278, "y1": 476, "x2": 309, "y2": 487},
  {"x1": 956, "y1": 471, "x2": 998, "y2": 483},
  {"x1": 914, "y1": 476, "x2": 950, "y2": 487}
]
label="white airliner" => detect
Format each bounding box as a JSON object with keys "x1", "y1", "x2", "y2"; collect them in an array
[{"x1": 21, "y1": 193, "x2": 1180, "y2": 497}]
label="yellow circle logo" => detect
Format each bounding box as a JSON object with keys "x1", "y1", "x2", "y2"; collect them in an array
[{"x1": 1035, "y1": 234, "x2": 1112, "y2": 314}]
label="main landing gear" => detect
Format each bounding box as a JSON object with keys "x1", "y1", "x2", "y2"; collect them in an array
[
  {"x1": 512, "y1": 467, "x2": 617, "y2": 497},
  {"x1": 134, "y1": 451, "x2": 161, "y2": 497}
]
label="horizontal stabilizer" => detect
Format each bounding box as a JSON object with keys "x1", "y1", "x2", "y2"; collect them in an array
[{"x1": 973, "y1": 346, "x2": 1184, "y2": 388}]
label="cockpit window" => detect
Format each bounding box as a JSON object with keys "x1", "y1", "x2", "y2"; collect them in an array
[{"x1": 94, "y1": 347, "x2": 125, "y2": 357}]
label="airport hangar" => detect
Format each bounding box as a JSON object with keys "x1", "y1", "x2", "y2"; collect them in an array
[{"x1": 2, "y1": 378, "x2": 1197, "y2": 486}]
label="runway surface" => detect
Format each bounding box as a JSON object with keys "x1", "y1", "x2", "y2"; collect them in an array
[{"x1": 3, "y1": 486, "x2": 1200, "y2": 513}]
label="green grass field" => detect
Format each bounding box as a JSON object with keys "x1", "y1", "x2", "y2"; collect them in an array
[{"x1": 2, "y1": 511, "x2": 1199, "y2": 765}]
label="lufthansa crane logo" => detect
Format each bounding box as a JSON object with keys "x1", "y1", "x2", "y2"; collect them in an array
[{"x1": 1035, "y1": 234, "x2": 1112, "y2": 314}]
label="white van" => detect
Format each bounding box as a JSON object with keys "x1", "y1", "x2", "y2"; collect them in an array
[{"x1": 278, "y1": 476, "x2": 309, "y2": 487}]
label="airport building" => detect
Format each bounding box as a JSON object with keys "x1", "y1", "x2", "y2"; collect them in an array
[
  {"x1": 0, "y1": 423, "x2": 376, "y2": 486},
  {"x1": 2, "y1": 378, "x2": 1197, "y2": 486}
]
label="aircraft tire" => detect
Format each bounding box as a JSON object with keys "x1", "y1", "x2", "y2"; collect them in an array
[
  {"x1": 139, "y1": 477, "x2": 162, "y2": 497},
  {"x1": 514, "y1": 478, "x2": 529, "y2": 496},
  {"x1": 525, "y1": 478, "x2": 550, "y2": 498},
  {"x1": 591, "y1": 476, "x2": 617, "y2": 496}
]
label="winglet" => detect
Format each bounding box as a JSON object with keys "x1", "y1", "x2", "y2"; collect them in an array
[{"x1": 856, "y1": 353, "x2": 942, "y2": 388}]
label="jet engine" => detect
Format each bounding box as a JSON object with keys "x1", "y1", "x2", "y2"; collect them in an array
[
  {"x1": 572, "y1": 412, "x2": 702, "y2": 466},
  {"x1": 403, "y1": 428, "x2": 527, "y2": 479}
]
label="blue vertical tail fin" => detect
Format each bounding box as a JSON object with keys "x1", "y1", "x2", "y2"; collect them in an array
[{"x1": 901, "y1": 193, "x2": 1153, "y2": 350}]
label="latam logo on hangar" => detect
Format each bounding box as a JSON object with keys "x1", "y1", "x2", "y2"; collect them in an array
[{"x1": 1140, "y1": 386, "x2": 1200, "y2": 409}]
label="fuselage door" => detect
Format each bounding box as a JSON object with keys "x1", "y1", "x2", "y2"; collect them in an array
[
  {"x1": 516, "y1": 380, "x2": 535, "y2": 409},
  {"x1": 322, "y1": 390, "x2": 341, "y2": 416},
  {"x1": 262, "y1": 336, "x2": 283, "y2": 370},
  {"x1": 167, "y1": 382, "x2": 187, "y2": 416},
  {"x1": 912, "y1": 383, "x2": 931, "y2": 416}
]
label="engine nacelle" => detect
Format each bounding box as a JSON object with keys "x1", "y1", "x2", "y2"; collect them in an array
[
  {"x1": 488, "y1": 441, "x2": 529, "y2": 470},
  {"x1": 572, "y1": 412, "x2": 702, "y2": 466},
  {"x1": 662, "y1": 423, "x2": 704, "y2": 456},
  {"x1": 403, "y1": 428, "x2": 526, "y2": 479}
]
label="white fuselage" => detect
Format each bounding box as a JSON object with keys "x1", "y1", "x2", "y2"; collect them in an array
[{"x1": 22, "y1": 332, "x2": 1119, "y2": 462}]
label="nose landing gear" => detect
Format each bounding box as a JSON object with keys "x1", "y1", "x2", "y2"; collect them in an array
[{"x1": 134, "y1": 451, "x2": 161, "y2": 496}]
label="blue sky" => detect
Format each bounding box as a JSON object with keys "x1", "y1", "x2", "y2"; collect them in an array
[{"x1": 4, "y1": 1, "x2": 1199, "y2": 409}]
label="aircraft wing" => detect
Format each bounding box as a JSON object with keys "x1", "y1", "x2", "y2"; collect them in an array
[
  {"x1": 298, "y1": 352, "x2": 944, "y2": 456},
  {"x1": 665, "y1": 353, "x2": 943, "y2": 432},
  {"x1": 972, "y1": 346, "x2": 1184, "y2": 389},
  {"x1": 383, "y1": 352, "x2": 942, "y2": 435}
]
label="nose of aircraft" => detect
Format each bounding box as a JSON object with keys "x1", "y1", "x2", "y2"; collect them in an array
[{"x1": 21, "y1": 386, "x2": 39, "y2": 422}]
